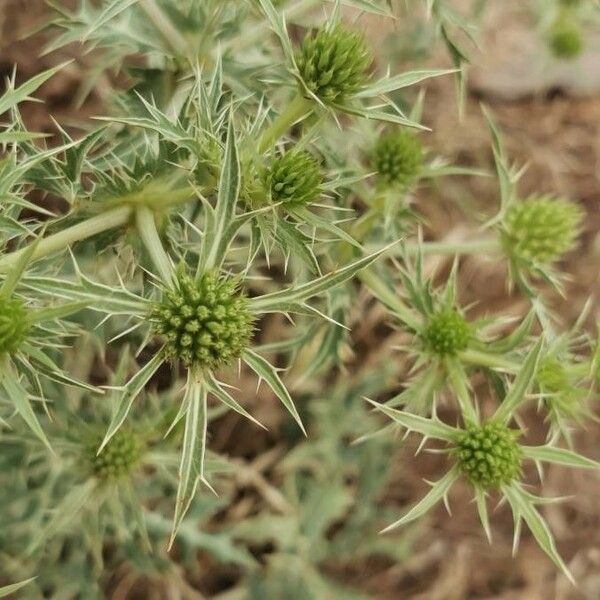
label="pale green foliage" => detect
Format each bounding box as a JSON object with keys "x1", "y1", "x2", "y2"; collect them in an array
[{"x1": 0, "y1": 0, "x2": 598, "y2": 595}]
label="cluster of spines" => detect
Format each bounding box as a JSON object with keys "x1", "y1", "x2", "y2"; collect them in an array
[
  {"x1": 454, "y1": 421, "x2": 522, "y2": 489},
  {"x1": 150, "y1": 271, "x2": 255, "y2": 371},
  {"x1": 296, "y1": 25, "x2": 372, "y2": 104}
]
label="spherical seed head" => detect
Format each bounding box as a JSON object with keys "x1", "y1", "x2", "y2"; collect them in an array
[
  {"x1": 265, "y1": 151, "x2": 322, "y2": 207},
  {"x1": 537, "y1": 357, "x2": 569, "y2": 393},
  {"x1": 0, "y1": 297, "x2": 30, "y2": 355},
  {"x1": 372, "y1": 131, "x2": 423, "y2": 190},
  {"x1": 422, "y1": 310, "x2": 471, "y2": 356},
  {"x1": 150, "y1": 272, "x2": 254, "y2": 371},
  {"x1": 454, "y1": 421, "x2": 522, "y2": 489},
  {"x1": 549, "y1": 19, "x2": 583, "y2": 59},
  {"x1": 88, "y1": 430, "x2": 144, "y2": 481},
  {"x1": 501, "y1": 196, "x2": 582, "y2": 265},
  {"x1": 296, "y1": 25, "x2": 372, "y2": 104}
]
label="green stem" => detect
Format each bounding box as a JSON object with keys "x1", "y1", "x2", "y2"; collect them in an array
[
  {"x1": 135, "y1": 207, "x2": 174, "y2": 284},
  {"x1": 140, "y1": 0, "x2": 189, "y2": 57},
  {"x1": 404, "y1": 238, "x2": 502, "y2": 256},
  {"x1": 458, "y1": 348, "x2": 520, "y2": 373},
  {"x1": 0, "y1": 205, "x2": 132, "y2": 274},
  {"x1": 257, "y1": 95, "x2": 312, "y2": 154}
]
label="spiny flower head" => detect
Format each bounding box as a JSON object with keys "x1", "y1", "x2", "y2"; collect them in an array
[
  {"x1": 0, "y1": 296, "x2": 30, "y2": 355},
  {"x1": 150, "y1": 271, "x2": 255, "y2": 371},
  {"x1": 296, "y1": 25, "x2": 372, "y2": 104},
  {"x1": 537, "y1": 357, "x2": 569, "y2": 394},
  {"x1": 264, "y1": 150, "x2": 322, "y2": 207},
  {"x1": 453, "y1": 421, "x2": 522, "y2": 489},
  {"x1": 371, "y1": 130, "x2": 423, "y2": 190},
  {"x1": 501, "y1": 196, "x2": 582, "y2": 266},
  {"x1": 422, "y1": 309, "x2": 471, "y2": 356},
  {"x1": 87, "y1": 430, "x2": 144, "y2": 481},
  {"x1": 549, "y1": 18, "x2": 583, "y2": 60}
]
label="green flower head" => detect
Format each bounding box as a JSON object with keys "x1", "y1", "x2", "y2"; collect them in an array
[
  {"x1": 454, "y1": 421, "x2": 522, "y2": 489},
  {"x1": 296, "y1": 25, "x2": 372, "y2": 104},
  {"x1": 372, "y1": 130, "x2": 423, "y2": 190},
  {"x1": 422, "y1": 309, "x2": 471, "y2": 356},
  {"x1": 265, "y1": 150, "x2": 322, "y2": 207},
  {"x1": 0, "y1": 296, "x2": 30, "y2": 356},
  {"x1": 549, "y1": 18, "x2": 583, "y2": 60},
  {"x1": 501, "y1": 196, "x2": 582, "y2": 266},
  {"x1": 150, "y1": 271, "x2": 255, "y2": 371},
  {"x1": 87, "y1": 430, "x2": 144, "y2": 481}
]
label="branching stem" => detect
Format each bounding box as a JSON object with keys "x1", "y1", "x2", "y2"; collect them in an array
[
  {"x1": 257, "y1": 94, "x2": 312, "y2": 154},
  {"x1": 135, "y1": 207, "x2": 174, "y2": 285}
]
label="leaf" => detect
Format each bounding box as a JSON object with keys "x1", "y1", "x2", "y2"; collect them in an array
[
  {"x1": 27, "y1": 479, "x2": 97, "y2": 553},
  {"x1": 0, "y1": 359, "x2": 52, "y2": 452},
  {"x1": 205, "y1": 372, "x2": 266, "y2": 430},
  {"x1": 200, "y1": 113, "x2": 241, "y2": 271},
  {"x1": 0, "y1": 62, "x2": 71, "y2": 116},
  {"x1": 0, "y1": 578, "x2": 36, "y2": 598},
  {"x1": 364, "y1": 398, "x2": 458, "y2": 441},
  {"x1": 250, "y1": 242, "x2": 397, "y2": 313},
  {"x1": 522, "y1": 445, "x2": 600, "y2": 470},
  {"x1": 291, "y1": 206, "x2": 362, "y2": 249},
  {"x1": 99, "y1": 351, "x2": 164, "y2": 454},
  {"x1": 355, "y1": 69, "x2": 457, "y2": 98},
  {"x1": 503, "y1": 483, "x2": 574, "y2": 583},
  {"x1": 27, "y1": 300, "x2": 91, "y2": 324},
  {"x1": 256, "y1": 0, "x2": 296, "y2": 66},
  {"x1": 381, "y1": 468, "x2": 459, "y2": 533},
  {"x1": 243, "y1": 349, "x2": 306, "y2": 435},
  {"x1": 0, "y1": 131, "x2": 49, "y2": 143},
  {"x1": 493, "y1": 339, "x2": 543, "y2": 423},
  {"x1": 333, "y1": 102, "x2": 430, "y2": 130},
  {"x1": 169, "y1": 380, "x2": 212, "y2": 549}
]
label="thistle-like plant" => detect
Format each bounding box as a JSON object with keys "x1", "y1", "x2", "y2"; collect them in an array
[{"x1": 366, "y1": 342, "x2": 600, "y2": 582}]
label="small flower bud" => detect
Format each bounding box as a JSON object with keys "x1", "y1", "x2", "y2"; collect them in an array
[
  {"x1": 150, "y1": 272, "x2": 254, "y2": 371},
  {"x1": 549, "y1": 18, "x2": 583, "y2": 59},
  {"x1": 0, "y1": 297, "x2": 30, "y2": 355},
  {"x1": 371, "y1": 131, "x2": 423, "y2": 190},
  {"x1": 454, "y1": 421, "x2": 522, "y2": 489},
  {"x1": 296, "y1": 25, "x2": 372, "y2": 104},
  {"x1": 264, "y1": 150, "x2": 322, "y2": 207},
  {"x1": 501, "y1": 196, "x2": 582, "y2": 266},
  {"x1": 422, "y1": 309, "x2": 471, "y2": 356},
  {"x1": 87, "y1": 430, "x2": 144, "y2": 481}
]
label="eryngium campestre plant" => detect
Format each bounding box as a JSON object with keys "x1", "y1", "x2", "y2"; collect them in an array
[
  {"x1": 453, "y1": 421, "x2": 522, "y2": 488},
  {"x1": 501, "y1": 196, "x2": 582, "y2": 265},
  {"x1": 296, "y1": 25, "x2": 372, "y2": 104},
  {"x1": 150, "y1": 271, "x2": 254, "y2": 371},
  {"x1": 372, "y1": 131, "x2": 423, "y2": 190},
  {"x1": 0, "y1": 296, "x2": 29, "y2": 355},
  {"x1": 264, "y1": 150, "x2": 322, "y2": 206}
]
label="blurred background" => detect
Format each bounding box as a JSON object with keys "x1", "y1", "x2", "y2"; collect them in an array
[{"x1": 2, "y1": 1, "x2": 600, "y2": 598}]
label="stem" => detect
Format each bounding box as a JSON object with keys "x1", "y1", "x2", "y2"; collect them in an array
[
  {"x1": 257, "y1": 95, "x2": 312, "y2": 154},
  {"x1": 135, "y1": 207, "x2": 174, "y2": 284},
  {"x1": 0, "y1": 205, "x2": 132, "y2": 274},
  {"x1": 404, "y1": 238, "x2": 502, "y2": 256},
  {"x1": 140, "y1": 0, "x2": 188, "y2": 57},
  {"x1": 458, "y1": 348, "x2": 520, "y2": 373}
]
